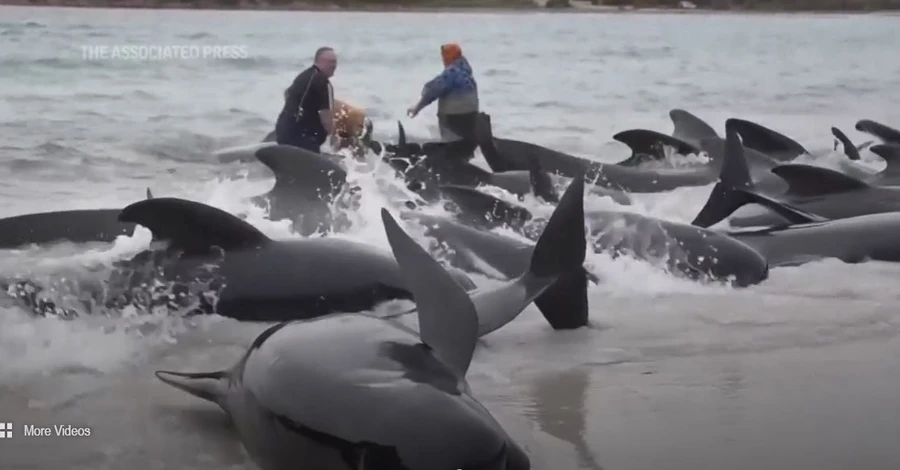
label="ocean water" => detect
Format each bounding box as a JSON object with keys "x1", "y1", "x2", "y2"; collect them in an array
[{"x1": 1, "y1": 6, "x2": 900, "y2": 470}]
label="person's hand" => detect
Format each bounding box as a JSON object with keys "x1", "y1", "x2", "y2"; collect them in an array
[{"x1": 407, "y1": 105, "x2": 419, "y2": 118}]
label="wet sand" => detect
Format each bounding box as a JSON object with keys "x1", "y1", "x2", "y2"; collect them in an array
[{"x1": 2, "y1": 319, "x2": 899, "y2": 470}]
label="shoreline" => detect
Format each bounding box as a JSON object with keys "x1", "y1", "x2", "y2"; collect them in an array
[{"x1": 1, "y1": 1, "x2": 898, "y2": 14}]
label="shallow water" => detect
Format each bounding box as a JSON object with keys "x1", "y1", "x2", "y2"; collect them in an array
[{"x1": 1, "y1": 6, "x2": 900, "y2": 470}]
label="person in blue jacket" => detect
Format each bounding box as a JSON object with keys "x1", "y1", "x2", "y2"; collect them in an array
[{"x1": 407, "y1": 43, "x2": 480, "y2": 145}]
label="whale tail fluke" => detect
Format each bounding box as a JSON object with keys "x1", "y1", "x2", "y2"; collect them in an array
[
  {"x1": 119, "y1": 197, "x2": 271, "y2": 254},
  {"x1": 691, "y1": 124, "x2": 824, "y2": 228},
  {"x1": 526, "y1": 173, "x2": 589, "y2": 330},
  {"x1": 155, "y1": 370, "x2": 229, "y2": 406}
]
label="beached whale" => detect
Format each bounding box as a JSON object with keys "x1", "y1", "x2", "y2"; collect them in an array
[{"x1": 154, "y1": 209, "x2": 536, "y2": 470}]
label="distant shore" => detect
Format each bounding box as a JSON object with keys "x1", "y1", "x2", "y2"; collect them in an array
[{"x1": 1, "y1": 0, "x2": 898, "y2": 13}]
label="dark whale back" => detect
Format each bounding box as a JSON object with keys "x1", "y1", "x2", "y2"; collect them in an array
[
  {"x1": 119, "y1": 197, "x2": 271, "y2": 254},
  {"x1": 871, "y1": 144, "x2": 900, "y2": 178},
  {"x1": 856, "y1": 119, "x2": 900, "y2": 145},
  {"x1": 255, "y1": 145, "x2": 346, "y2": 203},
  {"x1": 0, "y1": 209, "x2": 135, "y2": 249},
  {"x1": 253, "y1": 145, "x2": 347, "y2": 235}
]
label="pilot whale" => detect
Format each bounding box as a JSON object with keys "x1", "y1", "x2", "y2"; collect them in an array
[
  {"x1": 0, "y1": 189, "x2": 156, "y2": 250},
  {"x1": 406, "y1": 169, "x2": 768, "y2": 288},
  {"x1": 155, "y1": 208, "x2": 536, "y2": 470},
  {"x1": 723, "y1": 119, "x2": 877, "y2": 180},
  {"x1": 710, "y1": 161, "x2": 900, "y2": 228},
  {"x1": 117, "y1": 188, "x2": 589, "y2": 329},
  {"x1": 476, "y1": 111, "x2": 784, "y2": 193},
  {"x1": 693, "y1": 124, "x2": 900, "y2": 267},
  {"x1": 386, "y1": 122, "x2": 631, "y2": 205},
  {"x1": 117, "y1": 196, "x2": 474, "y2": 321}
]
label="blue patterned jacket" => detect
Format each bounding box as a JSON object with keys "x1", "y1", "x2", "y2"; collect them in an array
[{"x1": 419, "y1": 56, "x2": 478, "y2": 111}]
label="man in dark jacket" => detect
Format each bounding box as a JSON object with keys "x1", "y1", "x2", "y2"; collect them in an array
[{"x1": 275, "y1": 47, "x2": 337, "y2": 153}]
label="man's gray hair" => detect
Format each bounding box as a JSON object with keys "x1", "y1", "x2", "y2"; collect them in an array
[{"x1": 314, "y1": 47, "x2": 334, "y2": 61}]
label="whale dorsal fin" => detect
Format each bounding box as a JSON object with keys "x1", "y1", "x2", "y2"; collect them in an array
[
  {"x1": 612, "y1": 129, "x2": 702, "y2": 162},
  {"x1": 831, "y1": 127, "x2": 860, "y2": 161},
  {"x1": 670, "y1": 109, "x2": 719, "y2": 144},
  {"x1": 396, "y1": 121, "x2": 409, "y2": 159},
  {"x1": 119, "y1": 197, "x2": 271, "y2": 254},
  {"x1": 261, "y1": 130, "x2": 276, "y2": 142},
  {"x1": 726, "y1": 118, "x2": 807, "y2": 161},
  {"x1": 381, "y1": 209, "x2": 478, "y2": 378},
  {"x1": 870, "y1": 144, "x2": 900, "y2": 177},
  {"x1": 770, "y1": 164, "x2": 870, "y2": 198},
  {"x1": 146, "y1": 188, "x2": 154, "y2": 199},
  {"x1": 255, "y1": 145, "x2": 346, "y2": 203}
]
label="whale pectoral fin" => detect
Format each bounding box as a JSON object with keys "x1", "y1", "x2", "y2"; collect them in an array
[
  {"x1": 118, "y1": 197, "x2": 271, "y2": 253},
  {"x1": 857, "y1": 140, "x2": 874, "y2": 152},
  {"x1": 871, "y1": 144, "x2": 900, "y2": 177},
  {"x1": 155, "y1": 370, "x2": 228, "y2": 405},
  {"x1": 735, "y1": 189, "x2": 824, "y2": 224},
  {"x1": 527, "y1": 156, "x2": 560, "y2": 204},
  {"x1": 381, "y1": 209, "x2": 479, "y2": 377},
  {"x1": 770, "y1": 164, "x2": 870, "y2": 197},
  {"x1": 831, "y1": 127, "x2": 861, "y2": 161},
  {"x1": 612, "y1": 129, "x2": 701, "y2": 161}
]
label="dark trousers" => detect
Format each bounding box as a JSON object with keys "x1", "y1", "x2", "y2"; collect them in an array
[
  {"x1": 441, "y1": 111, "x2": 478, "y2": 142},
  {"x1": 276, "y1": 130, "x2": 322, "y2": 154}
]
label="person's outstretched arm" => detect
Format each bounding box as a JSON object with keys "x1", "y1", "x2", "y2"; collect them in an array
[{"x1": 409, "y1": 66, "x2": 457, "y2": 117}]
